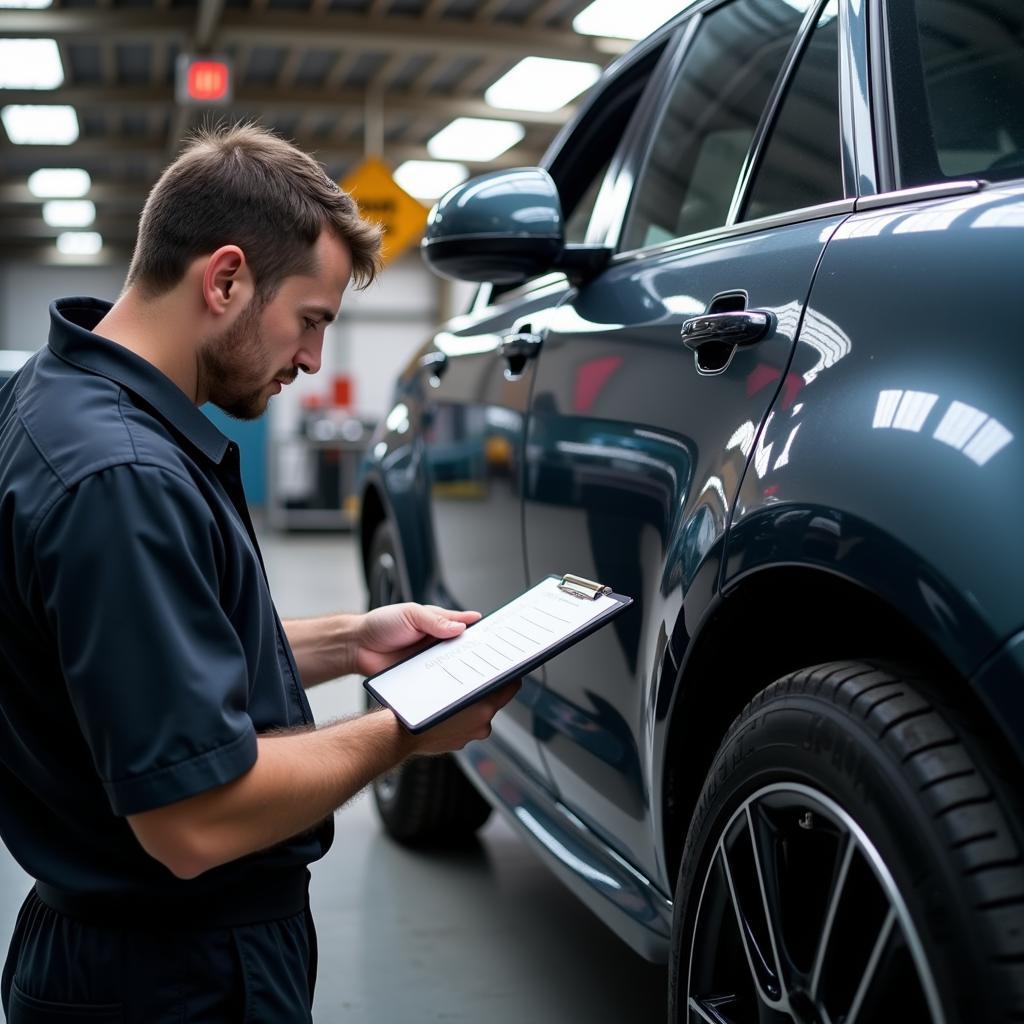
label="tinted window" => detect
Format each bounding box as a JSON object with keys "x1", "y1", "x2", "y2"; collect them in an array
[
  {"x1": 888, "y1": 0, "x2": 1024, "y2": 186},
  {"x1": 621, "y1": 0, "x2": 806, "y2": 251},
  {"x1": 742, "y1": 1, "x2": 842, "y2": 221}
]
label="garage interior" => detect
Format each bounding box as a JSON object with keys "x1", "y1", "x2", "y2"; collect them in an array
[{"x1": 0, "y1": 0, "x2": 673, "y2": 1020}]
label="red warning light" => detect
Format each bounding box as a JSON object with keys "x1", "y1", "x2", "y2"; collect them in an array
[
  {"x1": 176, "y1": 55, "x2": 233, "y2": 106},
  {"x1": 187, "y1": 61, "x2": 230, "y2": 102}
]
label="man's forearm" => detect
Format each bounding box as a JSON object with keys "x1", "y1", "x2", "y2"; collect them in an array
[
  {"x1": 283, "y1": 613, "x2": 360, "y2": 687},
  {"x1": 128, "y1": 710, "x2": 414, "y2": 879}
]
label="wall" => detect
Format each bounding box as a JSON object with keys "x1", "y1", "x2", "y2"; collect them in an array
[{"x1": 0, "y1": 261, "x2": 128, "y2": 352}]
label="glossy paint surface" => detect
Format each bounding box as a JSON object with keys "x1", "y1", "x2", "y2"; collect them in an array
[
  {"x1": 727, "y1": 184, "x2": 1024, "y2": 679},
  {"x1": 360, "y1": 0, "x2": 1024, "y2": 964},
  {"x1": 523, "y1": 215, "x2": 843, "y2": 887}
]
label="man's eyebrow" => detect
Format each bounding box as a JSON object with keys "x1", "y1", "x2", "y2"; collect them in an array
[{"x1": 305, "y1": 307, "x2": 336, "y2": 324}]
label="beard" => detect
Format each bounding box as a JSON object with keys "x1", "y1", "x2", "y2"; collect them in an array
[{"x1": 198, "y1": 297, "x2": 293, "y2": 420}]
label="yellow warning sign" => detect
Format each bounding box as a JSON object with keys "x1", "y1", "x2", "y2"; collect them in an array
[{"x1": 341, "y1": 157, "x2": 429, "y2": 267}]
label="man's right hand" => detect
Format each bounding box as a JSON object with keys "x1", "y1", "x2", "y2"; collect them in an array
[{"x1": 407, "y1": 679, "x2": 521, "y2": 756}]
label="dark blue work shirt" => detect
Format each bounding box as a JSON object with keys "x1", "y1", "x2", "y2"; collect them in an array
[{"x1": 0, "y1": 297, "x2": 333, "y2": 900}]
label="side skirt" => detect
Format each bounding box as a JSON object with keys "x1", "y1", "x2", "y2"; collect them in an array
[{"x1": 457, "y1": 739, "x2": 673, "y2": 964}]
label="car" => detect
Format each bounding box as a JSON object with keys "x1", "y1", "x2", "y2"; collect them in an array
[
  {"x1": 357, "y1": 1, "x2": 1024, "y2": 1020},
  {"x1": 0, "y1": 351, "x2": 33, "y2": 387}
]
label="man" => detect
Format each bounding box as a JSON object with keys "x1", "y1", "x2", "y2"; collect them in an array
[{"x1": 0, "y1": 123, "x2": 516, "y2": 1022}]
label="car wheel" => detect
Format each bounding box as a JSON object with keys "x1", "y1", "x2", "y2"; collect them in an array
[
  {"x1": 364, "y1": 520, "x2": 492, "y2": 845},
  {"x1": 669, "y1": 661, "x2": 1024, "y2": 1024}
]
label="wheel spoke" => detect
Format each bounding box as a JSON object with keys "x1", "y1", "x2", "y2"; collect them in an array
[
  {"x1": 718, "y1": 840, "x2": 781, "y2": 1004},
  {"x1": 688, "y1": 995, "x2": 738, "y2": 1024},
  {"x1": 810, "y1": 831, "x2": 855, "y2": 999},
  {"x1": 844, "y1": 907, "x2": 896, "y2": 1024},
  {"x1": 744, "y1": 804, "x2": 788, "y2": 999}
]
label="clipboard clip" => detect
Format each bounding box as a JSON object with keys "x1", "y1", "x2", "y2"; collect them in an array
[{"x1": 558, "y1": 572, "x2": 612, "y2": 600}]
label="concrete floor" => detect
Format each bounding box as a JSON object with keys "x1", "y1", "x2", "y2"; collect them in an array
[{"x1": 0, "y1": 531, "x2": 668, "y2": 1022}]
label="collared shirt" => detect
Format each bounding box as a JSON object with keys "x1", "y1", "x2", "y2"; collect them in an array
[{"x1": 0, "y1": 297, "x2": 333, "y2": 899}]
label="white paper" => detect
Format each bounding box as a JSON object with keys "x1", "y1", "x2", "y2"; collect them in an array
[{"x1": 370, "y1": 577, "x2": 619, "y2": 730}]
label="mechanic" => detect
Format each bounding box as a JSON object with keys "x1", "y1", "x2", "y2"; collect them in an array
[{"x1": 0, "y1": 123, "x2": 517, "y2": 1022}]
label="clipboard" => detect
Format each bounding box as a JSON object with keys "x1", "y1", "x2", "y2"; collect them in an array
[{"x1": 364, "y1": 573, "x2": 633, "y2": 734}]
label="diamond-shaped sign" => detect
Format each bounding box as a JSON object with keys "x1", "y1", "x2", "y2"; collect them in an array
[{"x1": 341, "y1": 158, "x2": 429, "y2": 267}]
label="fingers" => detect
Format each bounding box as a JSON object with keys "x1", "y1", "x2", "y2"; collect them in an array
[
  {"x1": 406, "y1": 604, "x2": 482, "y2": 639},
  {"x1": 485, "y1": 679, "x2": 522, "y2": 713}
]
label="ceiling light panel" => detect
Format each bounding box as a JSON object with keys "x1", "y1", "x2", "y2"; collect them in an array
[
  {"x1": 393, "y1": 161, "x2": 470, "y2": 200},
  {"x1": 57, "y1": 231, "x2": 102, "y2": 256},
  {"x1": 42, "y1": 200, "x2": 96, "y2": 228},
  {"x1": 0, "y1": 39, "x2": 64, "y2": 89},
  {"x1": 485, "y1": 57, "x2": 602, "y2": 113},
  {"x1": 0, "y1": 0, "x2": 53, "y2": 8},
  {"x1": 427, "y1": 118, "x2": 526, "y2": 162},
  {"x1": 1, "y1": 105, "x2": 80, "y2": 145},
  {"x1": 28, "y1": 168, "x2": 91, "y2": 198},
  {"x1": 573, "y1": 0, "x2": 691, "y2": 40}
]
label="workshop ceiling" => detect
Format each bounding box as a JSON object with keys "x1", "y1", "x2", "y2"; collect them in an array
[{"x1": 0, "y1": 0, "x2": 630, "y2": 262}]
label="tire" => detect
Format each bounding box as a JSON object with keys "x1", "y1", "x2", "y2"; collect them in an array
[
  {"x1": 364, "y1": 520, "x2": 492, "y2": 846},
  {"x1": 669, "y1": 661, "x2": 1024, "y2": 1024}
]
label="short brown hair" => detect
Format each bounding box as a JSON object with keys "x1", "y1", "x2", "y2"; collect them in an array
[{"x1": 126, "y1": 122, "x2": 382, "y2": 299}]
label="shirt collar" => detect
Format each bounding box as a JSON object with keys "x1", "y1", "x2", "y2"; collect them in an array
[{"x1": 48, "y1": 297, "x2": 231, "y2": 465}]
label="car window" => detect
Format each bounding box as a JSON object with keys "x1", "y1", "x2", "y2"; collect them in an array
[
  {"x1": 487, "y1": 42, "x2": 667, "y2": 303},
  {"x1": 887, "y1": 0, "x2": 1024, "y2": 186},
  {"x1": 564, "y1": 157, "x2": 612, "y2": 244},
  {"x1": 620, "y1": 0, "x2": 808, "y2": 252},
  {"x1": 740, "y1": 1, "x2": 842, "y2": 222}
]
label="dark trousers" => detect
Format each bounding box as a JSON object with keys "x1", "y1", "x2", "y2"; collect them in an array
[{"x1": 2, "y1": 888, "x2": 317, "y2": 1023}]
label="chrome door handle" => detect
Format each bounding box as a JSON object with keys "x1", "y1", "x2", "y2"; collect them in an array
[
  {"x1": 681, "y1": 311, "x2": 772, "y2": 350},
  {"x1": 419, "y1": 350, "x2": 448, "y2": 381},
  {"x1": 499, "y1": 331, "x2": 544, "y2": 361}
]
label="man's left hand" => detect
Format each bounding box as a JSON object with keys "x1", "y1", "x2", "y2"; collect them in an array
[{"x1": 355, "y1": 603, "x2": 481, "y2": 677}]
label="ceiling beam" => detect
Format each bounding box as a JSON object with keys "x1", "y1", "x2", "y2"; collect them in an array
[
  {"x1": 0, "y1": 183, "x2": 149, "y2": 204},
  {"x1": 195, "y1": 0, "x2": 227, "y2": 51},
  {"x1": 0, "y1": 139, "x2": 546, "y2": 170},
  {"x1": 0, "y1": 10, "x2": 629, "y2": 62},
  {"x1": 0, "y1": 85, "x2": 574, "y2": 127}
]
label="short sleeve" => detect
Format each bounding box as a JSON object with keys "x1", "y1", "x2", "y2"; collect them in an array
[{"x1": 33, "y1": 463, "x2": 257, "y2": 816}]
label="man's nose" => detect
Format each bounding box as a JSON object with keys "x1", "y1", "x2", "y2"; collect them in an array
[{"x1": 295, "y1": 337, "x2": 323, "y2": 375}]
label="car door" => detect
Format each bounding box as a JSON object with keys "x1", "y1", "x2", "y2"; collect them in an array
[
  {"x1": 523, "y1": 0, "x2": 851, "y2": 886},
  {"x1": 419, "y1": 41, "x2": 669, "y2": 780}
]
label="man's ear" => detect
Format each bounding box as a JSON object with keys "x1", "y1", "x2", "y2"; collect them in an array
[{"x1": 202, "y1": 245, "x2": 255, "y2": 316}]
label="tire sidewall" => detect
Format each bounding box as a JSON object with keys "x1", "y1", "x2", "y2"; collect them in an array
[{"x1": 671, "y1": 691, "x2": 978, "y2": 1023}]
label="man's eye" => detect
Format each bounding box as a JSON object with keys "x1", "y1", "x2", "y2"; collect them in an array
[{"x1": 303, "y1": 318, "x2": 317, "y2": 331}]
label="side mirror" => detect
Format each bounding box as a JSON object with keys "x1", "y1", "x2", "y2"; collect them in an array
[{"x1": 421, "y1": 167, "x2": 564, "y2": 285}]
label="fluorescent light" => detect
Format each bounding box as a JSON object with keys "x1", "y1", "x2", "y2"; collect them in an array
[
  {"x1": 56, "y1": 231, "x2": 102, "y2": 256},
  {"x1": 393, "y1": 160, "x2": 469, "y2": 200},
  {"x1": 43, "y1": 200, "x2": 95, "y2": 227},
  {"x1": 0, "y1": 0, "x2": 52, "y2": 8},
  {"x1": 0, "y1": 39, "x2": 63, "y2": 89},
  {"x1": 485, "y1": 57, "x2": 601, "y2": 113},
  {"x1": 28, "y1": 168, "x2": 91, "y2": 198},
  {"x1": 932, "y1": 400, "x2": 988, "y2": 451},
  {"x1": 1, "y1": 105, "x2": 79, "y2": 145},
  {"x1": 573, "y1": 0, "x2": 690, "y2": 40},
  {"x1": 427, "y1": 118, "x2": 525, "y2": 162}
]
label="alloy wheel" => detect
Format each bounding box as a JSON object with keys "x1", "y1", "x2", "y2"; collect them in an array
[{"x1": 686, "y1": 782, "x2": 944, "y2": 1024}]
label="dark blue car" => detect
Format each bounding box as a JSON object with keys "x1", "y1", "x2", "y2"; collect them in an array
[{"x1": 358, "y1": 1, "x2": 1024, "y2": 1020}]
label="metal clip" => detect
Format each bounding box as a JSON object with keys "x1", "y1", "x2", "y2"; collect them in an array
[{"x1": 557, "y1": 573, "x2": 612, "y2": 600}]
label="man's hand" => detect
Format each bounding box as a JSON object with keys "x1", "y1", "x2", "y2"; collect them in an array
[
  {"x1": 354, "y1": 602, "x2": 482, "y2": 677},
  {"x1": 409, "y1": 679, "x2": 521, "y2": 755}
]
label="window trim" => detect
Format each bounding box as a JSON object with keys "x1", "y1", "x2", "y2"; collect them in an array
[
  {"x1": 868, "y1": 0, "x2": 899, "y2": 193},
  {"x1": 612, "y1": 196, "x2": 856, "y2": 265},
  {"x1": 614, "y1": 0, "x2": 842, "y2": 257},
  {"x1": 839, "y1": 0, "x2": 880, "y2": 197},
  {"x1": 726, "y1": 0, "x2": 844, "y2": 226}
]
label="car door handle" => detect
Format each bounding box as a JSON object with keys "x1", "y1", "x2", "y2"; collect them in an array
[
  {"x1": 419, "y1": 350, "x2": 448, "y2": 381},
  {"x1": 500, "y1": 331, "x2": 544, "y2": 361},
  {"x1": 680, "y1": 311, "x2": 772, "y2": 350}
]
